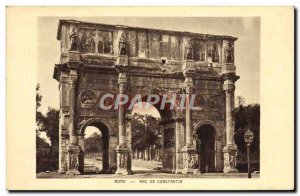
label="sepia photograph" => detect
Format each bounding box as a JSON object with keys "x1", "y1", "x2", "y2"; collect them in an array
[
  {"x1": 6, "y1": 6, "x2": 294, "y2": 191},
  {"x1": 36, "y1": 17, "x2": 260, "y2": 178}
]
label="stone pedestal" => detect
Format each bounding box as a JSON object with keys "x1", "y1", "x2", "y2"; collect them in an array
[
  {"x1": 182, "y1": 146, "x2": 200, "y2": 175},
  {"x1": 58, "y1": 135, "x2": 68, "y2": 174},
  {"x1": 115, "y1": 145, "x2": 132, "y2": 175},
  {"x1": 175, "y1": 150, "x2": 184, "y2": 174},
  {"x1": 222, "y1": 144, "x2": 239, "y2": 173},
  {"x1": 66, "y1": 144, "x2": 81, "y2": 175}
]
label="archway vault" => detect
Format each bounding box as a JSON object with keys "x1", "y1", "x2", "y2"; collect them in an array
[{"x1": 79, "y1": 117, "x2": 114, "y2": 136}]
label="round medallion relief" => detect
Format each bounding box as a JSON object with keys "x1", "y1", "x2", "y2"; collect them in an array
[
  {"x1": 193, "y1": 95, "x2": 205, "y2": 111},
  {"x1": 79, "y1": 89, "x2": 97, "y2": 108},
  {"x1": 207, "y1": 96, "x2": 222, "y2": 111}
]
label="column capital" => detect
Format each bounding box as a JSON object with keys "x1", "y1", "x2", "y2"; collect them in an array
[
  {"x1": 69, "y1": 77, "x2": 78, "y2": 88},
  {"x1": 69, "y1": 69, "x2": 78, "y2": 87},
  {"x1": 223, "y1": 84, "x2": 235, "y2": 95},
  {"x1": 117, "y1": 72, "x2": 128, "y2": 93},
  {"x1": 183, "y1": 77, "x2": 194, "y2": 93},
  {"x1": 223, "y1": 76, "x2": 236, "y2": 94},
  {"x1": 222, "y1": 72, "x2": 240, "y2": 83},
  {"x1": 59, "y1": 72, "x2": 70, "y2": 83}
]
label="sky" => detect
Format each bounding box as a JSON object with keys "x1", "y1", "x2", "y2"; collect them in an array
[{"x1": 37, "y1": 17, "x2": 260, "y2": 138}]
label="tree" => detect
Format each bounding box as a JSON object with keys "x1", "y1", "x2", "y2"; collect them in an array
[
  {"x1": 131, "y1": 113, "x2": 162, "y2": 160},
  {"x1": 234, "y1": 104, "x2": 260, "y2": 154},
  {"x1": 41, "y1": 108, "x2": 60, "y2": 157},
  {"x1": 36, "y1": 84, "x2": 43, "y2": 133},
  {"x1": 36, "y1": 134, "x2": 50, "y2": 147},
  {"x1": 84, "y1": 132, "x2": 103, "y2": 153},
  {"x1": 36, "y1": 84, "x2": 60, "y2": 158},
  {"x1": 36, "y1": 84, "x2": 42, "y2": 111},
  {"x1": 236, "y1": 96, "x2": 246, "y2": 106},
  {"x1": 131, "y1": 114, "x2": 161, "y2": 150}
]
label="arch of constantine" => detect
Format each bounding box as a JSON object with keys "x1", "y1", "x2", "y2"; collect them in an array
[{"x1": 53, "y1": 19, "x2": 240, "y2": 175}]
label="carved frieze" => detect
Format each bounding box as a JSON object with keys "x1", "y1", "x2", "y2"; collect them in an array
[
  {"x1": 78, "y1": 29, "x2": 96, "y2": 53},
  {"x1": 98, "y1": 30, "x2": 113, "y2": 54}
]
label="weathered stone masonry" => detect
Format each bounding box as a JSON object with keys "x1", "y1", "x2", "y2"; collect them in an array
[{"x1": 53, "y1": 19, "x2": 239, "y2": 175}]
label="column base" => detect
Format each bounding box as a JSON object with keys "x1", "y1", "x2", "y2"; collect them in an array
[
  {"x1": 66, "y1": 169, "x2": 81, "y2": 175},
  {"x1": 182, "y1": 145, "x2": 201, "y2": 175},
  {"x1": 57, "y1": 169, "x2": 67, "y2": 174},
  {"x1": 66, "y1": 144, "x2": 81, "y2": 175},
  {"x1": 115, "y1": 168, "x2": 131, "y2": 175},
  {"x1": 175, "y1": 169, "x2": 183, "y2": 174},
  {"x1": 115, "y1": 145, "x2": 132, "y2": 175},
  {"x1": 182, "y1": 168, "x2": 201, "y2": 175},
  {"x1": 222, "y1": 144, "x2": 239, "y2": 173}
]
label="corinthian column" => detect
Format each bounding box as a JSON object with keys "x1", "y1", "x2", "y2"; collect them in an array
[
  {"x1": 66, "y1": 69, "x2": 81, "y2": 175},
  {"x1": 181, "y1": 59, "x2": 200, "y2": 175},
  {"x1": 118, "y1": 72, "x2": 127, "y2": 147},
  {"x1": 222, "y1": 75, "x2": 239, "y2": 173},
  {"x1": 185, "y1": 78, "x2": 193, "y2": 147},
  {"x1": 115, "y1": 65, "x2": 131, "y2": 175}
]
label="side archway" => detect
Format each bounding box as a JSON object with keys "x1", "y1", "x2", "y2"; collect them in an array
[
  {"x1": 79, "y1": 117, "x2": 114, "y2": 136},
  {"x1": 78, "y1": 117, "x2": 115, "y2": 174},
  {"x1": 194, "y1": 121, "x2": 217, "y2": 173}
]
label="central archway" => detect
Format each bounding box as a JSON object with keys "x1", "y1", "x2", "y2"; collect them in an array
[
  {"x1": 130, "y1": 102, "x2": 162, "y2": 174},
  {"x1": 127, "y1": 94, "x2": 179, "y2": 174},
  {"x1": 196, "y1": 124, "x2": 216, "y2": 173}
]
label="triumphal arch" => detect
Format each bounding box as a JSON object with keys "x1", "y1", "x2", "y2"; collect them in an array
[{"x1": 53, "y1": 19, "x2": 239, "y2": 175}]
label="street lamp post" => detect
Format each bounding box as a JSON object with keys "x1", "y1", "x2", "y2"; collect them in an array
[{"x1": 244, "y1": 129, "x2": 254, "y2": 178}]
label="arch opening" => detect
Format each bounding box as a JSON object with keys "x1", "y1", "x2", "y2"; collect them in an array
[
  {"x1": 130, "y1": 102, "x2": 163, "y2": 174},
  {"x1": 196, "y1": 124, "x2": 216, "y2": 173},
  {"x1": 82, "y1": 122, "x2": 110, "y2": 174},
  {"x1": 128, "y1": 96, "x2": 178, "y2": 174}
]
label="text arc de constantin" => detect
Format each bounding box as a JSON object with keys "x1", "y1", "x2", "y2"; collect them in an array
[{"x1": 53, "y1": 19, "x2": 240, "y2": 175}]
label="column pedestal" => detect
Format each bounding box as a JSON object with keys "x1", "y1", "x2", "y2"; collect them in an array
[
  {"x1": 115, "y1": 145, "x2": 132, "y2": 175},
  {"x1": 58, "y1": 136, "x2": 68, "y2": 174},
  {"x1": 182, "y1": 145, "x2": 200, "y2": 175},
  {"x1": 175, "y1": 150, "x2": 184, "y2": 174},
  {"x1": 222, "y1": 144, "x2": 239, "y2": 173},
  {"x1": 66, "y1": 144, "x2": 81, "y2": 175}
]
